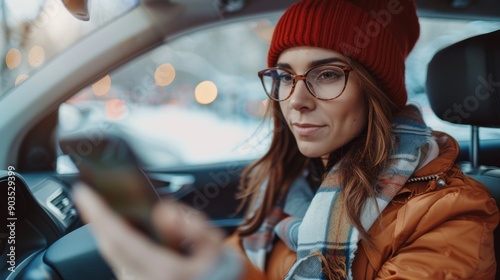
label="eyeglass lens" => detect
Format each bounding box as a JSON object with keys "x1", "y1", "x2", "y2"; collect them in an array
[{"x1": 260, "y1": 65, "x2": 347, "y2": 101}]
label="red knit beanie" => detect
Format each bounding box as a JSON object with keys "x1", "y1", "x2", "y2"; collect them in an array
[{"x1": 268, "y1": 0, "x2": 420, "y2": 109}]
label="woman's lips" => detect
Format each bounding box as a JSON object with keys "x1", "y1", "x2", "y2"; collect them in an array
[{"x1": 292, "y1": 123, "x2": 326, "y2": 137}]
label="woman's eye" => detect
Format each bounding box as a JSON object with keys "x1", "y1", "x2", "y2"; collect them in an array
[
  {"x1": 317, "y1": 70, "x2": 341, "y2": 81},
  {"x1": 279, "y1": 73, "x2": 293, "y2": 83}
]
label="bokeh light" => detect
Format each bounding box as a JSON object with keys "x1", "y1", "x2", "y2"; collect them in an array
[
  {"x1": 105, "y1": 99, "x2": 128, "y2": 120},
  {"x1": 155, "y1": 63, "x2": 176, "y2": 87},
  {"x1": 92, "y1": 75, "x2": 111, "y2": 96},
  {"x1": 251, "y1": 19, "x2": 275, "y2": 43},
  {"x1": 244, "y1": 99, "x2": 268, "y2": 118},
  {"x1": 28, "y1": 45, "x2": 45, "y2": 67},
  {"x1": 5, "y1": 48, "x2": 22, "y2": 69},
  {"x1": 194, "y1": 81, "x2": 218, "y2": 105},
  {"x1": 15, "y1": 74, "x2": 29, "y2": 85},
  {"x1": 259, "y1": 99, "x2": 269, "y2": 117}
]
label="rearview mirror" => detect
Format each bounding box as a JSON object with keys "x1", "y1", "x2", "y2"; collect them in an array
[{"x1": 62, "y1": 0, "x2": 90, "y2": 21}]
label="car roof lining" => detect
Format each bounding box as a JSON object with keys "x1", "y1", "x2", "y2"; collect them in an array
[{"x1": 171, "y1": 0, "x2": 500, "y2": 21}]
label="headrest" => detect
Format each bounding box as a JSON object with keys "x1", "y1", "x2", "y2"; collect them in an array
[{"x1": 426, "y1": 30, "x2": 500, "y2": 128}]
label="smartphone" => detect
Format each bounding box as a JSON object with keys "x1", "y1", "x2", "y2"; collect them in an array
[{"x1": 59, "y1": 134, "x2": 164, "y2": 244}]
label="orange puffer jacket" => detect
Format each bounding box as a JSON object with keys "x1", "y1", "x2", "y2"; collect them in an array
[{"x1": 225, "y1": 131, "x2": 499, "y2": 279}]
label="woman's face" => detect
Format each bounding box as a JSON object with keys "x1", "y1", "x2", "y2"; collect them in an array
[{"x1": 278, "y1": 47, "x2": 368, "y2": 159}]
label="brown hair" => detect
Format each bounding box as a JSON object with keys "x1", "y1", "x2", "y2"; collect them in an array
[{"x1": 237, "y1": 58, "x2": 398, "y2": 242}]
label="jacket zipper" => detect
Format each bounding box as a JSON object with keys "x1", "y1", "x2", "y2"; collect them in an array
[{"x1": 406, "y1": 174, "x2": 440, "y2": 183}]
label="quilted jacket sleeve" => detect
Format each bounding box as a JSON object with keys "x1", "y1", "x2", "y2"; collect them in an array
[{"x1": 374, "y1": 178, "x2": 499, "y2": 279}]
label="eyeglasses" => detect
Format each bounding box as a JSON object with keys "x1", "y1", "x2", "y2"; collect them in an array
[{"x1": 258, "y1": 64, "x2": 352, "y2": 102}]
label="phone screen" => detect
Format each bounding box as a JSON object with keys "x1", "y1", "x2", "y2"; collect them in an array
[{"x1": 60, "y1": 135, "x2": 162, "y2": 242}]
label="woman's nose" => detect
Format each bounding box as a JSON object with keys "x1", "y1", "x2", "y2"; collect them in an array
[{"x1": 288, "y1": 80, "x2": 316, "y2": 111}]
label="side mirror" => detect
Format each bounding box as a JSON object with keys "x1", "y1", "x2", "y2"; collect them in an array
[{"x1": 62, "y1": 0, "x2": 90, "y2": 21}]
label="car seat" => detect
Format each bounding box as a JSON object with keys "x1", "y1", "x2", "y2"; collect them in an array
[{"x1": 426, "y1": 29, "x2": 500, "y2": 274}]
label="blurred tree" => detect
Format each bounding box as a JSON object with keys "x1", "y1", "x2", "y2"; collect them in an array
[{"x1": 0, "y1": 0, "x2": 45, "y2": 94}]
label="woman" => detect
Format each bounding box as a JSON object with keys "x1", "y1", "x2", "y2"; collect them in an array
[{"x1": 74, "y1": 0, "x2": 499, "y2": 279}]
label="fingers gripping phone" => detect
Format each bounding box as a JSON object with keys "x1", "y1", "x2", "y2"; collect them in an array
[{"x1": 60, "y1": 135, "x2": 164, "y2": 244}]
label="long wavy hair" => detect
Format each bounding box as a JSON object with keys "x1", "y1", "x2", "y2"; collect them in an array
[{"x1": 237, "y1": 57, "x2": 399, "y2": 242}]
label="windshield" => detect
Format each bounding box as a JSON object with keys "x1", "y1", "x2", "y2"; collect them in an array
[{"x1": 0, "y1": 0, "x2": 138, "y2": 99}]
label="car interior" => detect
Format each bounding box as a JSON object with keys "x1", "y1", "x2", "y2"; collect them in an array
[{"x1": 0, "y1": 0, "x2": 499, "y2": 279}]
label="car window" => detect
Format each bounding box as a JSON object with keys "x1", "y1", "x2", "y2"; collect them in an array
[
  {"x1": 0, "y1": 0, "x2": 138, "y2": 99},
  {"x1": 56, "y1": 15, "x2": 500, "y2": 173},
  {"x1": 57, "y1": 18, "x2": 275, "y2": 173}
]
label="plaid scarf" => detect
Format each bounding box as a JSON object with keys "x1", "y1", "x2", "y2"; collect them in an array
[{"x1": 242, "y1": 106, "x2": 431, "y2": 279}]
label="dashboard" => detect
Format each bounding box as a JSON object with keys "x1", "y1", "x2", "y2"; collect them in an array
[
  {"x1": 0, "y1": 170, "x2": 114, "y2": 280},
  {"x1": 22, "y1": 173, "x2": 78, "y2": 231}
]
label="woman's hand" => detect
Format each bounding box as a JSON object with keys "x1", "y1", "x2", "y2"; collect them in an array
[{"x1": 72, "y1": 183, "x2": 225, "y2": 280}]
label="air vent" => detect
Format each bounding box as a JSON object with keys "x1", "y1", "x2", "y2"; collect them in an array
[
  {"x1": 51, "y1": 191, "x2": 71, "y2": 214},
  {"x1": 47, "y1": 189, "x2": 77, "y2": 227}
]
